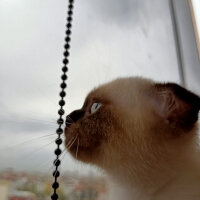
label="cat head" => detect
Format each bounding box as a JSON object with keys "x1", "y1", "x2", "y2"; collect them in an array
[{"x1": 65, "y1": 77, "x2": 200, "y2": 174}]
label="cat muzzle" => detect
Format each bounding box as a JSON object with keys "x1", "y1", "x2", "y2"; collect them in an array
[{"x1": 65, "y1": 109, "x2": 85, "y2": 127}]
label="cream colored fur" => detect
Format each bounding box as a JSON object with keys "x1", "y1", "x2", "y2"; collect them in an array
[
  {"x1": 99, "y1": 78, "x2": 200, "y2": 200},
  {"x1": 65, "y1": 77, "x2": 200, "y2": 200}
]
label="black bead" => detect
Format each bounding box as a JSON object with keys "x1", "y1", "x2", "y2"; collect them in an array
[
  {"x1": 68, "y1": 4, "x2": 73, "y2": 10},
  {"x1": 66, "y1": 30, "x2": 71, "y2": 35},
  {"x1": 64, "y1": 43, "x2": 70, "y2": 50},
  {"x1": 61, "y1": 74, "x2": 67, "y2": 81},
  {"x1": 59, "y1": 91, "x2": 66, "y2": 98},
  {"x1": 58, "y1": 108, "x2": 65, "y2": 115},
  {"x1": 51, "y1": 193, "x2": 58, "y2": 200},
  {"x1": 55, "y1": 138, "x2": 62, "y2": 145},
  {"x1": 65, "y1": 37, "x2": 71, "y2": 42},
  {"x1": 55, "y1": 148, "x2": 62, "y2": 156},
  {"x1": 68, "y1": 10, "x2": 73, "y2": 16},
  {"x1": 52, "y1": 181, "x2": 59, "y2": 189},
  {"x1": 57, "y1": 118, "x2": 64, "y2": 125},
  {"x1": 54, "y1": 159, "x2": 61, "y2": 167},
  {"x1": 59, "y1": 100, "x2": 65, "y2": 106},
  {"x1": 67, "y1": 17, "x2": 72, "y2": 22},
  {"x1": 56, "y1": 128, "x2": 63, "y2": 134},
  {"x1": 53, "y1": 170, "x2": 60, "y2": 177},
  {"x1": 62, "y1": 66, "x2": 68, "y2": 73},
  {"x1": 63, "y1": 51, "x2": 69, "y2": 57},
  {"x1": 51, "y1": 0, "x2": 74, "y2": 196},
  {"x1": 60, "y1": 82, "x2": 67, "y2": 89},
  {"x1": 63, "y1": 58, "x2": 69, "y2": 65},
  {"x1": 66, "y1": 23, "x2": 72, "y2": 29}
]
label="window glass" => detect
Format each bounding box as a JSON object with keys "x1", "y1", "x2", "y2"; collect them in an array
[{"x1": 0, "y1": 1, "x2": 198, "y2": 200}]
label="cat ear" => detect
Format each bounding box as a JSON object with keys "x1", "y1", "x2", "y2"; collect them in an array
[{"x1": 152, "y1": 83, "x2": 200, "y2": 130}]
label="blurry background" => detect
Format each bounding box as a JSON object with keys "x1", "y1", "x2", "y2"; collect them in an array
[{"x1": 0, "y1": 0, "x2": 200, "y2": 199}]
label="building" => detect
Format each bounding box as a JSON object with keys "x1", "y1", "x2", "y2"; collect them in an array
[
  {"x1": 0, "y1": 180, "x2": 10, "y2": 200},
  {"x1": 9, "y1": 191, "x2": 36, "y2": 200}
]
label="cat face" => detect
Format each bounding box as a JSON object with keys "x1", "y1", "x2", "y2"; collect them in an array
[{"x1": 65, "y1": 77, "x2": 200, "y2": 173}]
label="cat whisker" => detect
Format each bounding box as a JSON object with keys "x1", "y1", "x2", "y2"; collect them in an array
[
  {"x1": 67, "y1": 136, "x2": 77, "y2": 150},
  {"x1": 61, "y1": 149, "x2": 67, "y2": 162},
  {"x1": 67, "y1": 134, "x2": 78, "y2": 150},
  {"x1": 45, "y1": 150, "x2": 67, "y2": 174},
  {"x1": 0, "y1": 133, "x2": 56, "y2": 151},
  {"x1": 65, "y1": 136, "x2": 76, "y2": 148},
  {"x1": 66, "y1": 115, "x2": 73, "y2": 121},
  {"x1": 66, "y1": 115, "x2": 74, "y2": 123},
  {"x1": 65, "y1": 121, "x2": 72, "y2": 125},
  {"x1": 61, "y1": 148, "x2": 67, "y2": 155},
  {"x1": 75, "y1": 137, "x2": 79, "y2": 159},
  {"x1": 23, "y1": 140, "x2": 55, "y2": 159}
]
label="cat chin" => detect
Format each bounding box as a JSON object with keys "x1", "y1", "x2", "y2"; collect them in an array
[{"x1": 67, "y1": 143, "x2": 100, "y2": 164}]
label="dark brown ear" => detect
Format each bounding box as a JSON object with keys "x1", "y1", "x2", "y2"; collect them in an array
[{"x1": 153, "y1": 83, "x2": 200, "y2": 130}]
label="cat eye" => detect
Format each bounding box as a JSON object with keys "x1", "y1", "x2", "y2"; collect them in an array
[{"x1": 91, "y1": 103, "x2": 102, "y2": 114}]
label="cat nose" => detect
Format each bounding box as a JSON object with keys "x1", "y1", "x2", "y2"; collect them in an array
[{"x1": 65, "y1": 109, "x2": 85, "y2": 127}]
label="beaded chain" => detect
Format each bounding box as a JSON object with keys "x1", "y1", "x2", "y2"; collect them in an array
[{"x1": 51, "y1": 0, "x2": 75, "y2": 199}]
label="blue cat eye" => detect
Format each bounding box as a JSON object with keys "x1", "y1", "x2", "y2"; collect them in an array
[{"x1": 91, "y1": 103, "x2": 102, "y2": 114}]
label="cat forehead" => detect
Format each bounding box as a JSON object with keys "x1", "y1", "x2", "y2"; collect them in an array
[{"x1": 85, "y1": 77, "x2": 154, "y2": 106}]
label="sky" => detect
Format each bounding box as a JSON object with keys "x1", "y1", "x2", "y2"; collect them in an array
[
  {"x1": 0, "y1": 0, "x2": 199, "y2": 174},
  {"x1": 193, "y1": 0, "x2": 200, "y2": 35}
]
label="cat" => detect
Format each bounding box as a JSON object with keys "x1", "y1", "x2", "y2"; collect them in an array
[{"x1": 65, "y1": 77, "x2": 200, "y2": 200}]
